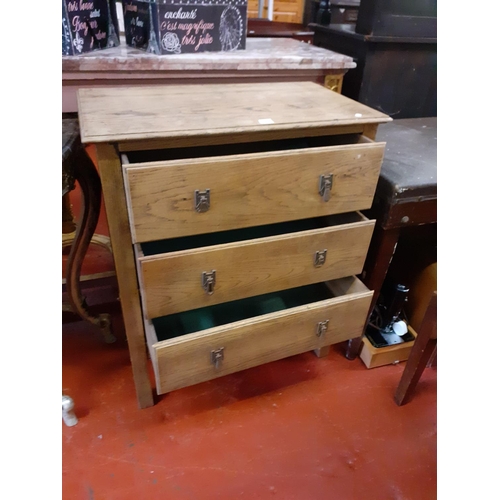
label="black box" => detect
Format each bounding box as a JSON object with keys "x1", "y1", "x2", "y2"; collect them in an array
[
  {"x1": 62, "y1": 0, "x2": 120, "y2": 55},
  {"x1": 122, "y1": 0, "x2": 248, "y2": 55}
]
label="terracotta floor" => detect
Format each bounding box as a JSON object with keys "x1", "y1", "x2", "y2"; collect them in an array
[{"x1": 62, "y1": 155, "x2": 437, "y2": 499}]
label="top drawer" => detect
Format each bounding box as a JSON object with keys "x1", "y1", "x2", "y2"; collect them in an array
[{"x1": 122, "y1": 135, "x2": 385, "y2": 243}]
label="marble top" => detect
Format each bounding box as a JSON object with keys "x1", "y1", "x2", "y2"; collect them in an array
[{"x1": 62, "y1": 38, "x2": 356, "y2": 73}]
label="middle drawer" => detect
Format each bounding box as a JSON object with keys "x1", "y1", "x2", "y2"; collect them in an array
[{"x1": 136, "y1": 212, "x2": 374, "y2": 319}]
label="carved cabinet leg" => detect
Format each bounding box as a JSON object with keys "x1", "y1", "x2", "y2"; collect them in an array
[{"x1": 65, "y1": 146, "x2": 116, "y2": 344}]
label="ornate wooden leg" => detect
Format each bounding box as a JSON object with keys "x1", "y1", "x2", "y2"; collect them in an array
[
  {"x1": 65, "y1": 146, "x2": 116, "y2": 344},
  {"x1": 394, "y1": 293, "x2": 437, "y2": 406}
]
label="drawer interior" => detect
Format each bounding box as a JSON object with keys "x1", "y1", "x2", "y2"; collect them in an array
[
  {"x1": 140, "y1": 211, "x2": 368, "y2": 256},
  {"x1": 124, "y1": 133, "x2": 370, "y2": 164},
  {"x1": 151, "y1": 277, "x2": 365, "y2": 343}
]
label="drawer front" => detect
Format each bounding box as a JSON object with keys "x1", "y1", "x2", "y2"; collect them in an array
[
  {"x1": 123, "y1": 142, "x2": 385, "y2": 243},
  {"x1": 138, "y1": 217, "x2": 374, "y2": 319},
  {"x1": 150, "y1": 278, "x2": 373, "y2": 394}
]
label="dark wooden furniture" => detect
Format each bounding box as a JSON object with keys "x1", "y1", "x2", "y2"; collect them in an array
[
  {"x1": 310, "y1": 23, "x2": 436, "y2": 119},
  {"x1": 62, "y1": 118, "x2": 115, "y2": 343},
  {"x1": 356, "y1": 0, "x2": 436, "y2": 37},
  {"x1": 346, "y1": 117, "x2": 436, "y2": 359},
  {"x1": 304, "y1": 0, "x2": 360, "y2": 26},
  {"x1": 247, "y1": 19, "x2": 314, "y2": 42},
  {"x1": 394, "y1": 292, "x2": 437, "y2": 405}
]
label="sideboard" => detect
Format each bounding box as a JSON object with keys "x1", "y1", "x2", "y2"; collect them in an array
[{"x1": 63, "y1": 37, "x2": 355, "y2": 112}]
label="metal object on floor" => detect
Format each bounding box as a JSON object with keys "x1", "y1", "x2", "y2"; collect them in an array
[{"x1": 62, "y1": 395, "x2": 78, "y2": 427}]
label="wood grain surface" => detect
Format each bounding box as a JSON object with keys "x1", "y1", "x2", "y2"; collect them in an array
[
  {"x1": 77, "y1": 82, "x2": 391, "y2": 145},
  {"x1": 138, "y1": 216, "x2": 374, "y2": 319},
  {"x1": 95, "y1": 144, "x2": 154, "y2": 408},
  {"x1": 151, "y1": 277, "x2": 372, "y2": 393},
  {"x1": 124, "y1": 141, "x2": 385, "y2": 242}
]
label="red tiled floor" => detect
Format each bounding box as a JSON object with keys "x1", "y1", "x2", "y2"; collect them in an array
[{"x1": 62, "y1": 312, "x2": 437, "y2": 500}]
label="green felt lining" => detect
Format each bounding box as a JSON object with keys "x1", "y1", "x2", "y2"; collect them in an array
[{"x1": 153, "y1": 282, "x2": 333, "y2": 342}]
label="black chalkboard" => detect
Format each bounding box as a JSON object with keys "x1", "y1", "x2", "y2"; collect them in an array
[
  {"x1": 123, "y1": 0, "x2": 152, "y2": 50},
  {"x1": 123, "y1": 0, "x2": 247, "y2": 55},
  {"x1": 62, "y1": 0, "x2": 120, "y2": 55}
]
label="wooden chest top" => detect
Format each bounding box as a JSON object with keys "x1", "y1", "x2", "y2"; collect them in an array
[{"x1": 77, "y1": 82, "x2": 391, "y2": 146}]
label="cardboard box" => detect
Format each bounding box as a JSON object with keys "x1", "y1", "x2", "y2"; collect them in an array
[
  {"x1": 122, "y1": 0, "x2": 247, "y2": 54},
  {"x1": 62, "y1": 0, "x2": 120, "y2": 55}
]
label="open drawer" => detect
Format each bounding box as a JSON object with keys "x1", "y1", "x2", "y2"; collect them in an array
[
  {"x1": 144, "y1": 276, "x2": 373, "y2": 395},
  {"x1": 136, "y1": 211, "x2": 375, "y2": 319},
  {"x1": 122, "y1": 134, "x2": 385, "y2": 243}
]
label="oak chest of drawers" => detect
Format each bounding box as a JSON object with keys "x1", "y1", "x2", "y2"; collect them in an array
[{"x1": 77, "y1": 82, "x2": 391, "y2": 408}]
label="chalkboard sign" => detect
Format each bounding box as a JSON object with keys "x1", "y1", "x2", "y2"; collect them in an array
[
  {"x1": 62, "y1": 0, "x2": 120, "y2": 55},
  {"x1": 122, "y1": 0, "x2": 247, "y2": 55}
]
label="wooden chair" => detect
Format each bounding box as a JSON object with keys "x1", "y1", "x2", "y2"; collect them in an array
[{"x1": 394, "y1": 291, "x2": 437, "y2": 406}]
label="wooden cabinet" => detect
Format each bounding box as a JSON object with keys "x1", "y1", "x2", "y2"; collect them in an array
[
  {"x1": 247, "y1": 0, "x2": 305, "y2": 23},
  {"x1": 77, "y1": 81, "x2": 391, "y2": 408}
]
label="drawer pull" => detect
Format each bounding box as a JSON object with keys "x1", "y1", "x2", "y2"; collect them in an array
[
  {"x1": 211, "y1": 347, "x2": 224, "y2": 369},
  {"x1": 194, "y1": 189, "x2": 210, "y2": 213},
  {"x1": 316, "y1": 320, "x2": 330, "y2": 337},
  {"x1": 202, "y1": 270, "x2": 216, "y2": 295},
  {"x1": 318, "y1": 174, "x2": 333, "y2": 202},
  {"x1": 314, "y1": 249, "x2": 328, "y2": 267}
]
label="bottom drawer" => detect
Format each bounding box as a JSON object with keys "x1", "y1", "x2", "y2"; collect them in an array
[{"x1": 145, "y1": 276, "x2": 373, "y2": 394}]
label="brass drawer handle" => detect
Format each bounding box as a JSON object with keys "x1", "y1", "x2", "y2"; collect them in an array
[
  {"x1": 202, "y1": 270, "x2": 216, "y2": 295},
  {"x1": 211, "y1": 347, "x2": 224, "y2": 369},
  {"x1": 195, "y1": 189, "x2": 210, "y2": 212},
  {"x1": 316, "y1": 320, "x2": 329, "y2": 337},
  {"x1": 318, "y1": 174, "x2": 333, "y2": 202},
  {"x1": 314, "y1": 249, "x2": 327, "y2": 267}
]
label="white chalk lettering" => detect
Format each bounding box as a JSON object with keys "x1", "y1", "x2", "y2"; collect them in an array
[
  {"x1": 72, "y1": 16, "x2": 89, "y2": 36},
  {"x1": 79, "y1": 0, "x2": 94, "y2": 10},
  {"x1": 164, "y1": 8, "x2": 197, "y2": 20}
]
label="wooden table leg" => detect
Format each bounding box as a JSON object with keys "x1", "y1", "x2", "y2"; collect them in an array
[
  {"x1": 65, "y1": 146, "x2": 116, "y2": 344},
  {"x1": 345, "y1": 224, "x2": 401, "y2": 360},
  {"x1": 96, "y1": 144, "x2": 155, "y2": 409},
  {"x1": 394, "y1": 293, "x2": 437, "y2": 406}
]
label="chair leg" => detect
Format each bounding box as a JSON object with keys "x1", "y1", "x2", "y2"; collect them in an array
[{"x1": 394, "y1": 293, "x2": 437, "y2": 406}]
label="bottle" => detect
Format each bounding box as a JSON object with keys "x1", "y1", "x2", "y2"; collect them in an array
[{"x1": 316, "y1": 0, "x2": 331, "y2": 26}]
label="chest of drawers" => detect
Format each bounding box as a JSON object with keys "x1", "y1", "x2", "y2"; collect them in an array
[{"x1": 77, "y1": 82, "x2": 390, "y2": 408}]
